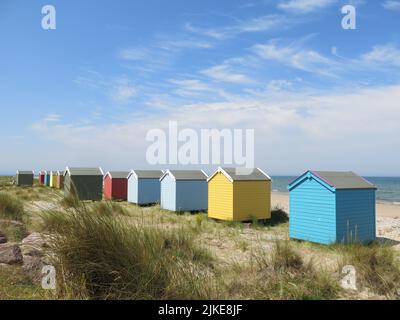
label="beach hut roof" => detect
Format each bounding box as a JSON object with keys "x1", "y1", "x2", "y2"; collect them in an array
[
  {"x1": 16, "y1": 170, "x2": 34, "y2": 174},
  {"x1": 160, "y1": 170, "x2": 208, "y2": 182},
  {"x1": 65, "y1": 167, "x2": 104, "y2": 176},
  {"x1": 104, "y1": 171, "x2": 130, "y2": 179},
  {"x1": 128, "y1": 170, "x2": 164, "y2": 179},
  {"x1": 207, "y1": 167, "x2": 271, "y2": 182},
  {"x1": 57, "y1": 171, "x2": 65, "y2": 175},
  {"x1": 289, "y1": 171, "x2": 376, "y2": 191}
]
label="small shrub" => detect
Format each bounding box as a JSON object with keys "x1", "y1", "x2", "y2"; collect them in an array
[
  {"x1": 336, "y1": 243, "x2": 400, "y2": 298},
  {"x1": 0, "y1": 192, "x2": 25, "y2": 221},
  {"x1": 267, "y1": 206, "x2": 289, "y2": 226}
]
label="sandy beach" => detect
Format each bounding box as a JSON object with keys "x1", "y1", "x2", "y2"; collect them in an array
[{"x1": 271, "y1": 192, "x2": 400, "y2": 219}]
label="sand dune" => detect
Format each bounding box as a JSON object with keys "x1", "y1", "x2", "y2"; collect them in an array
[{"x1": 271, "y1": 192, "x2": 400, "y2": 219}]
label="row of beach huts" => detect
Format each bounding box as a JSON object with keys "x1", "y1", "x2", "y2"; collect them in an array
[{"x1": 15, "y1": 168, "x2": 377, "y2": 245}]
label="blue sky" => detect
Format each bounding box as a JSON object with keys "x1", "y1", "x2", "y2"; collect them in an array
[{"x1": 0, "y1": 0, "x2": 400, "y2": 175}]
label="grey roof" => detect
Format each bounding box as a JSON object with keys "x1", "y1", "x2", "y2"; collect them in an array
[
  {"x1": 57, "y1": 171, "x2": 65, "y2": 175},
  {"x1": 106, "y1": 171, "x2": 130, "y2": 179},
  {"x1": 66, "y1": 167, "x2": 103, "y2": 176},
  {"x1": 17, "y1": 170, "x2": 34, "y2": 175},
  {"x1": 221, "y1": 168, "x2": 271, "y2": 181},
  {"x1": 168, "y1": 170, "x2": 208, "y2": 181},
  {"x1": 131, "y1": 170, "x2": 164, "y2": 179},
  {"x1": 312, "y1": 171, "x2": 376, "y2": 190}
]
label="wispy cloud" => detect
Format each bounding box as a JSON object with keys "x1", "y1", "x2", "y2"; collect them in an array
[
  {"x1": 157, "y1": 39, "x2": 213, "y2": 51},
  {"x1": 277, "y1": 0, "x2": 336, "y2": 13},
  {"x1": 44, "y1": 113, "x2": 61, "y2": 122},
  {"x1": 201, "y1": 64, "x2": 253, "y2": 83},
  {"x1": 253, "y1": 41, "x2": 337, "y2": 76},
  {"x1": 184, "y1": 14, "x2": 291, "y2": 40},
  {"x1": 118, "y1": 47, "x2": 150, "y2": 61},
  {"x1": 361, "y1": 44, "x2": 400, "y2": 67},
  {"x1": 382, "y1": 0, "x2": 400, "y2": 11},
  {"x1": 111, "y1": 82, "x2": 137, "y2": 103},
  {"x1": 169, "y1": 79, "x2": 213, "y2": 97}
]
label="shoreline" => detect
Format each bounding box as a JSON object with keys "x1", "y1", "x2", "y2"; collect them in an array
[{"x1": 271, "y1": 191, "x2": 400, "y2": 219}]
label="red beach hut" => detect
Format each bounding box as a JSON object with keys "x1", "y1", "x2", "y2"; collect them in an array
[
  {"x1": 39, "y1": 171, "x2": 46, "y2": 185},
  {"x1": 103, "y1": 171, "x2": 129, "y2": 201}
]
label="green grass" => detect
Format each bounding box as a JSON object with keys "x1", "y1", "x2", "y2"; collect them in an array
[
  {"x1": 0, "y1": 220, "x2": 28, "y2": 242},
  {"x1": 333, "y1": 242, "x2": 400, "y2": 298},
  {"x1": 223, "y1": 241, "x2": 340, "y2": 300},
  {"x1": 0, "y1": 192, "x2": 25, "y2": 221},
  {"x1": 91, "y1": 201, "x2": 129, "y2": 216},
  {"x1": 0, "y1": 266, "x2": 47, "y2": 300},
  {"x1": 2, "y1": 178, "x2": 400, "y2": 300},
  {"x1": 40, "y1": 205, "x2": 216, "y2": 300}
]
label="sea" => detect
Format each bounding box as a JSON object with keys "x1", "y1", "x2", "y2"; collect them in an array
[{"x1": 271, "y1": 176, "x2": 400, "y2": 204}]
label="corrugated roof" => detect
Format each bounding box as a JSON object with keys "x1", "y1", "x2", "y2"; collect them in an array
[
  {"x1": 66, "y1": 167, "x2": 103, "y2": 176},
  {"x1": 132, "y1": 170, "x2": 164, "y2": 179},
  {"x1": 221, "y1": 168, "x2": 271, "y2": 181},
  {"x1": 17, "y1": 170, "x2": 34, "y2": 175},
  {"x1": 312, "y1": 171, "x2": 376, "y2": 190},
  {"x1": 107, "y1": 171, "x2": 130, "y2": 179},
  {"x1": 168, "y1": 170, "x2": 208, "y2": 181}
]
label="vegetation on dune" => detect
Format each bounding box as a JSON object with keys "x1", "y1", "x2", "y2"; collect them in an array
[
  {"x1": 1, "y1": 179, "x2": 400, "y2": 300},
  {"x1": 222, "y1": 241, "x2": 340, "y2": 300},
  {"x1": 40, "y1": 205, "x2": 216, "y2": 300},
  {"x1": 0, "y1": 192, "x2": 25, "y2": 221},
  {"x1": 0, "y1": 266, "x2": 47, "y2": 300},
  {"x1": 334, "y1": 243, "x2": 400, "y2": 298}
]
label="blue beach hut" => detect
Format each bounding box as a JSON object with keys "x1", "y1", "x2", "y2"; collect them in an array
[
  {"x1": 127, "y1": 170, "x2": 164, "y2": 205},
  {"x1": 44, "y1": 171, "x2": 51, "y2": 187},
  {"x1": 288, "y1": 171, "x2": 377, "y2": 245},
  {"x1": 160, "y1": 170, "x2": 208, "y2": 212}
]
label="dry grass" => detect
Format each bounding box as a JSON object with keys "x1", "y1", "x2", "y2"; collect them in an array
[
  {"x1": 40, "y1": 205, "x2": 217, "y2": 300},
  {"x1": 334, "y1": 243, "x2": 400, "y2": 298},
  {"x1": 0, "y1": 266, "x2": 48, "y2": 300},
  {"x1": 2, "y1": 181, "x2": 400, "y2": 300},
  {"x1": 0, "y1": 192, "x2": 25, "y2": 221}
]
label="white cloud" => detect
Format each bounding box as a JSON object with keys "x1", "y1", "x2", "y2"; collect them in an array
[
  {"x1": 158, "y1": 40, "x2": 213, "y2": 50},
  {"x1": 253, "y1": 42, "x2": 337, "y2": 76},
  {"x1": 201, "y1": 65, "x2": 252, "y2": 83},
  {"x1": 277, "y1": 0, "x2": 336, "y2": 13},
  {"x1": 184, "y1": 14, "x2": 289, "y2": 40},
  {"x1": 267, "y1": 80, "x2": 293, "y2": 92},
  {"x1": 169, "y1": 79, "x2": 212, "y2": 97},
  {"x1": 44, "y1": 113, "x2": 60, "y2": 122},
  {"x1": 30, "y1": 85, "x2": 400, "y2": 175},
  {"x1": 112, "y1": 85, "x2": 137, "y2": 103},
  {"x1": 382, "y1": 0, "x2": 400, "y2": 11},
  {"x1": 361, "y1": 44, "x2": 400, "y2": 67},
  {"x1": 118, "y1": 47, "x2": 150, "y2": 61}
]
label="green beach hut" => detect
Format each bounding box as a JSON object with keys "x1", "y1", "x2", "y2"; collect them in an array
[
  {"x1": 16, "y1": 170, "x2": 34, "y2": 186},
  {"x1": 63, "y1": 167, "x2": 104, "y2": 201}
]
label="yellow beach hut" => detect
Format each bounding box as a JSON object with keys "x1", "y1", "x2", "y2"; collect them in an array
[
  {"x1": 208, "y1": 167, "x2": 271, "y2": 222},
  {"x1": 57, "y1": 171, "x2": 64, "y2": 189},
  {"x1": 50, "y1": 171, "x2": 58, "y2": 188}
]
